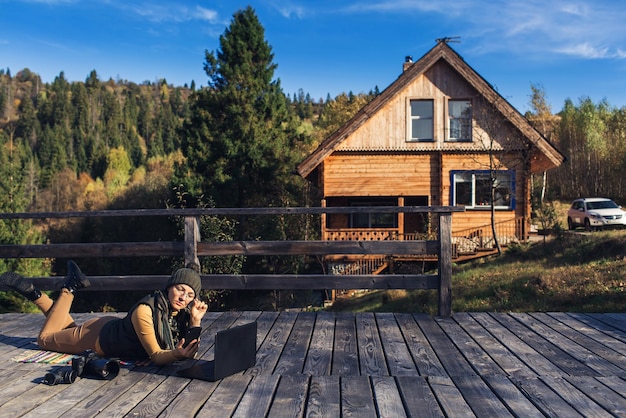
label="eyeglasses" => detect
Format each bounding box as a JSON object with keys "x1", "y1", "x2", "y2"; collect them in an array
[{"x1": 173, "y1": 285, "x2": 195, "y2": 300}]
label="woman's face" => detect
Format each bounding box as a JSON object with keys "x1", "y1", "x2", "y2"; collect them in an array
[{"x1": 167, "y1": 284, "x2": 196, "y2": 311}]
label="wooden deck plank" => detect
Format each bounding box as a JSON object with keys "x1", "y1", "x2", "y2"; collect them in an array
[
  {"x1": 482, "y1": 375, "x2": 545, "y2": 417},
  {"x1": 0, "y1": 374, "x2": 69, "y2": 417},
  {"x1": 274, "y1": 312, "x2": 315, "y2": 375},
  {"x1": 498, "y1": 313, "x2": 600, "y2": 377},
  {"x1": 528, "y1": 312, "x2": 626, "y2": 377},
  {"x1": 413, "y1": 314, "x2": 476, "y2": 377},
  {"x1": 331, "y1": 312, "x2": 359, "y2": 376},
  {"x1": 514, "y1": 312, "x2": 626, "y2": 377},
  {"x1": 305, "y1": 375, "x2": 340, "y2": 417},
  {"x1": 453, "y1": 312, "x2": 537, "y2": 378},
  {"x1": 248, "y1": 311, "x2": 297, "y2": 376},
  {"x1": 158, "y1": 377, "x2": 220, "y2": 417},
  {"x1": 356, "y1": 313, "x2": 388, "y2": 376},
  {"x1": 540, "y1": 376, "x2": 614, "y2": 417},
  {"x1": 470, "y1": 312, "x2": 565, "y2": 376},
  {"x1": 452, "y1": 375, "x2": 514, "y2": 417},
  {"x1": 394, "y1": 313, "x2": 447, "y2": 377},
  {"x1": 436, "y1": 314, "x2": 505, "y2": 376},
  {"x1": 303, "y1": 311, "x2": 335, "y2": 376},
  {"x1": 596, "y1": 375, "x2": 626, "y2": 400},
  {"x1": 341, "y1": 376, "x2": 377, "y2": 417},
  {"x1": 94, "y1": 367, "x2": 168, "y2": 417},
  {"x1": 19, "y1": 376, "x2": 107, "y2": 418},
  {"x1": 266, "y1": 374, "x2": 309, "y2": 418},
  {"x1": 375, "y1": 313, "x2": 417, "y2": 376},
  {"x1": 587, "y1": 312, "x2": 626, "y2": 334},
  {"x1": 2, "y1": 312, "x2": 626, "y2": 417},
  {"x1": 395, "y1": 376, "x2": 445, "y2": 418},
  {"x1": 548, "y1": 312, "x2": 626, "y2": 357},
  {"x1": 60, "y1": 367, "x2": 154, "y2": 418},
  {"x1": 232, "y1": 373, "x2": 280, "y2": 418},
  {"x1": 565, "y1": 375, "x2": 626, "y2": 416},
  {"x1": 427, "y1": 375, "x2": 477, "y2": 417},
  {"x1": 196, "y1": 374, "x2": 252, "y2": 417},
  {"x1": 511, "y1": 375, "x2": 586, "y2": 417},
  {"x1": 371, "y1": 376, "x2": 407, "y2": 418},
  {"x1": 568, "y1": 313, "x2": 626, "y2": 345},
  {"x1": 125, "y1": 375, "x2": 189, "y2": 417}
]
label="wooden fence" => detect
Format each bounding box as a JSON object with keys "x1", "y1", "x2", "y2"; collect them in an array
[{"x1": 0, "y1": 206, "x2": 464, "y2": 316}]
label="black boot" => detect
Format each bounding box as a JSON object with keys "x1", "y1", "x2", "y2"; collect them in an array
[
  {"x1": 61, "y1": 260, "x2": 90, "y2": 293},
  {"x1": 0, "y1": 271, "x2": 42, "y2": 301}
]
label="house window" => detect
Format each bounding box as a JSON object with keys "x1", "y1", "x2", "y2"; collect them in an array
[
  {"x1": 448, "y1": 100, "x2": 472, "y2": 141},
  {"x1": 350, "y1": 199, "x2": 397, "y2": 228},
  {"x1": 409, "y1": 99, "x2": 433, "y2": 141},
  {"x1": 451, "y1": 170, "x2": 515, "y2": 209}
]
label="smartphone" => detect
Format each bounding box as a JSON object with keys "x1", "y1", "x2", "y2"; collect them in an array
[{"x1": 182, "y1": 326, "x2": 202, "y2": 348}]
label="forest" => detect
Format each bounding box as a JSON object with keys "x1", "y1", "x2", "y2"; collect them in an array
[{"x1": 1, "y1": 7, "x2": 626, "y2": 311}]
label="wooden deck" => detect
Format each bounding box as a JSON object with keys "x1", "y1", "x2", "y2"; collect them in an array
[{"x1": 1, "y1": 311, "x2": 626, "y2": 417}]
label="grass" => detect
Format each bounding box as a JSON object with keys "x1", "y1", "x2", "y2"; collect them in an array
[{"x1": 326, "y1": 228, "x2": 626, "y2": 314}]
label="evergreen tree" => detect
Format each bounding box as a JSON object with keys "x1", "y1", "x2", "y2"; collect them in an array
[
  {"x1": 0, "y1": 128, "x2": 49, "y2": 295},
  {"x1": 71, "y1": 82, "x2": 90, "y2": 173},
  {"x1": 16, "y1": 94, "x2": 39, "y2": 148},
  {"x1": 180, "y1": 6, "x2": 306, "y2": 216}
]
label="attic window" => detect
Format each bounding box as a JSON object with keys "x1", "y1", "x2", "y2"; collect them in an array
[
  {"x1": 447, "y1": 100, "x2": 472, "y2": 142},
  {"x1": 408, "y1": 99, "x2": 434, "y2": 142}
]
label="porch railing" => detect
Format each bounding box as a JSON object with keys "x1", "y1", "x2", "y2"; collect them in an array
[{"x1": 451, "y1": 217, "x2": 526, "y2": 254}]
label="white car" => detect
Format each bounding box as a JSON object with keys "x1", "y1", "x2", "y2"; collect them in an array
[{"x1": 567, "y1": 198, "x2": 626, "y2": 231}]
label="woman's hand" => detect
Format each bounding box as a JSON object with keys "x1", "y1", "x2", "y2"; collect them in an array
[
  {"x1": 189, "y1": 298, "x2": 208, "y2": 326},
  {"x1": 175, "y1": 337, "x2": 200, "y2": 359}
]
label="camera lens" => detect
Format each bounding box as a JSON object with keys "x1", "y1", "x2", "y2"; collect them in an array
[{"x1": 44, "y1": 368, "x2": 77, "y2": 385}]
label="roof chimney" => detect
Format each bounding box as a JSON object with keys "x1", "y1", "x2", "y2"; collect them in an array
[{"x1": 403, "y1": 56, "x2": 413, "y2": 72}]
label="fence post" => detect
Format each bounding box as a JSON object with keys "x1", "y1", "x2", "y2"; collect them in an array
[
  {"x1": 184, "y1": 216, "x2": 200, "y2": 268},
  {"x1": 438, "y1": 212, "x2": 452, "y2": 317}
]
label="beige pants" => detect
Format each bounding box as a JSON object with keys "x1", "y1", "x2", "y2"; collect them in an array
[{"x1": 34, "y1": 290, "x2": 116, "y2": 355}]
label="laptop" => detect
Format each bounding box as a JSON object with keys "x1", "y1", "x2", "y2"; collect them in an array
[{"x1": 176, "y1": 321, "x2": 257, "y2": 381}]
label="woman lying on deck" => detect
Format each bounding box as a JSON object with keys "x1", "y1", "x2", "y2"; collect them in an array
[{"x1": 0, "y1": 261, "x2": 208, "y2": 365}]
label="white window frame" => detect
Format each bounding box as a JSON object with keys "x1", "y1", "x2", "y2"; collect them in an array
[
  {"x1": 447, "y1": 100, "x2": 472, "y2": 142},
  {"x1": 408, "y1": 99, "x2": 434, "y2": 142},
  {"x1": 451, "y1": 170, "x2": 515, "y2": 210}
]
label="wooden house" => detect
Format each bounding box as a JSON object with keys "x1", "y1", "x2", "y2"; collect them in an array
[{"x1": 297, "y1": 41, "x2": 564, "y2": 265}]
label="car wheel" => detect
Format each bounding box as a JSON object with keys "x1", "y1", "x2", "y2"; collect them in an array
[
  {"x1": 567, "y1": 218, "x2": 575, "y2": 230},
  {"x1": 584, "y1": 218, "x2": 594, "y2": 232}
]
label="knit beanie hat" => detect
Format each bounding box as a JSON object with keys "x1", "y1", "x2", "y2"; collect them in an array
[{"x1": 166, "y1": 268, "x2": 201, "y2": 296}]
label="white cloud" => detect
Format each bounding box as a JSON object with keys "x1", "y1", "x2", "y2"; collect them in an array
[
  {"x1": 276, "y1": 5, "x2": 308, "y2": 19},
  {"x1": 555, "y1": 42, "x2": 609, "y2": 58},
  {"x1": 111, "y1": 2, "x2": 220, "y2": 24}
]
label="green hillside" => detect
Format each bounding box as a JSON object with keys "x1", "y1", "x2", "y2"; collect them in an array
[{"x1": 328, "y1": 229, "x2": 626, "y2": 313}]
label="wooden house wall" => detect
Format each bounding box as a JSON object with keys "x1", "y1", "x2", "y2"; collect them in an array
[{"x1": 322, "y1": 153, "x2": 440, "y2": 198}]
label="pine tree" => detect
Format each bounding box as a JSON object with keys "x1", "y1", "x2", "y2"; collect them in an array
[
  {"x1": 0, "y1": 127, "x2": 49, "y2": 287},
  {"x1": 180, "y1": 6, "x2": 306, "y2": 215}
]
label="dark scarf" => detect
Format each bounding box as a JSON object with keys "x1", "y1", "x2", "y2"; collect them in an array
[{"x1": 149, "y1": 290, "x2": 190, "y2": 350}]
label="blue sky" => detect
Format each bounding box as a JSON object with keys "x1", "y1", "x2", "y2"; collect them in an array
[{"x1": 2, "y1": 0, "x2": 626, "y2": 113}]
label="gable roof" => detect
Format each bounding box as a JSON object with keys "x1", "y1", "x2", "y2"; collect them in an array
[{"x1": 297, "y1": 42, "x2": 565, "y2": 178}]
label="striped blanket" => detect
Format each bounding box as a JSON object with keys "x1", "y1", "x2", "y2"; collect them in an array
[{"x1": 11, "y1": 349, "x2": 75, "y2": 364}]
